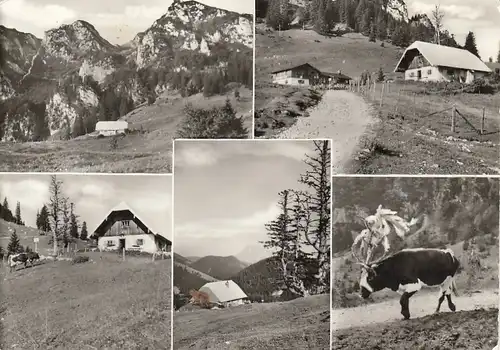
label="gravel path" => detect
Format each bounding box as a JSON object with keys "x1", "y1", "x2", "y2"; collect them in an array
[
  {"x1": 331, "y1": 289, "x2": 498, "y2": 330},
  {"x1": 274, "y1": 90, "x2": 375, "y2": 173}
]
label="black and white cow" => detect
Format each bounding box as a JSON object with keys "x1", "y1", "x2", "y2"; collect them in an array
[
  {"x1": 8, "y1": 252, "x2": 40, "y2": 272},
  {"x1": 357, "y1": 248, "x2": 461, "y2": 320}
]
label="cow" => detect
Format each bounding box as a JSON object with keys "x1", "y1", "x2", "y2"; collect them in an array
[
  {"x1": 353, "y1": 247, "x2": 461, "y2": 320},
  {"x1": 8, "y1": 252, "x2": 40, "y2": 272}
]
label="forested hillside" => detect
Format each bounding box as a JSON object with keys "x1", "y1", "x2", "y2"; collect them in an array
[
  {"x1": 332, "y1": 177, "x2": 499, "y2": 254},
  {"x1": 257, "y1": 0, "x2": 494, "y2": 60}
]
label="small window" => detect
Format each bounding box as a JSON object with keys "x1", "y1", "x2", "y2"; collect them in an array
[
  {"x1": 409, "y1": 72, "x2": 415, "y2": 77},
  {"x1": 107, "y1": 240, "x2": 115, "y2": 247},
  {"x1": 136, "y1": 239, "x2": 144, "y2": 246},
  {"x1": 298, "y1": 79, "x2": 305, "y2": 84},
  {"x1": 121, "y1": 220, "x2": 130, "y2": 228},
  {"x1": 427, "y1": 69, "x2": 432, "y2": 75}
]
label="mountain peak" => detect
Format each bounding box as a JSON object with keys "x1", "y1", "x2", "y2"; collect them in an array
[{"x1": 44, "y1": 19, "x2": 115, "y2": 60}]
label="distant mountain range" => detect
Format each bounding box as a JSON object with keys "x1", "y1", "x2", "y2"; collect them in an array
[
  {"x1": 0, "y1": 0, "x2": 253, "y2": 142},
  {"x1": 173, "y1": 252, "x2": 284, "y2": 301}
]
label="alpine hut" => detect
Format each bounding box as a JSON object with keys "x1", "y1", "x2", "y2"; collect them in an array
[
  {"x1": 199, "y1": 280, "x2": 248, "y2": 307},
  {"x1": 90, "y1": 201, "x2": 171, "y2": 253},
  {"x1": 394, "y1": 41, "x2": 491, "y2": 83}
]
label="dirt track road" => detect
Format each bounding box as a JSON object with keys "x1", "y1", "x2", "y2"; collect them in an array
[
  {"x1": 332, "y1": 289, "x2": 498, "y2": 330},
  {"x1": 274, "y1": 90, "x2": 374, "y2": 173}
]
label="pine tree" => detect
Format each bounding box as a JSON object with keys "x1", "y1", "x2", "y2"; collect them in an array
[
  {"x1": 7, "y1": 229, "x2": 21, "y2": 255},
  {"x1": 298, "y1": 140, "x2": 331, "y2": 293},
  {"x1": 464, "y1": 31, "x2": 480, "y2": 58},
  {"x1": 376, "y1": 14, "x2": 387, "y2": 41},
  {"x1": 39, "y1": 205, "x2": 50, "y2": 232},
  {"x1": 377, "y1": 67, "x2": 385, "y2": 82},
  {"x1": 3, "y1": 197, "x2": 9, "y2": 213},
  {"x1": 354, "y1": 0, "x2": 367, "y2": 32},
  {"x1": 266, "y1": 0, "x2": 291, "y2": 31},
  {"x1": 369, "y1": 22, "x2": 377, "y2": 42},
  {"x1": 48, "y1": 175, "x2": 64, "y2": 255},
  {"x1": 36, "y1": 210, "x2": 41, "y2": 230},
  {"x1": 497, "y1": 44, "x2": 500, "y2": 63},
  {"x1": 70, "y1": 202, "x2": 79, "y2": 239},
  {"x1": 61, "y1": 199, "x2": 71, "y2": 248},
  {"x1": 15, "y1": 201, "x2": 22, "y2": 225},
  {"x1": 361, "y1": 10, "x2": 372, "y2": 36},
  {"x1": 261, "y1": 190, "x2": 309, "y2": 296},
  {"x1": 80, "y1": 221, "x2": 88, "y2": 240}
]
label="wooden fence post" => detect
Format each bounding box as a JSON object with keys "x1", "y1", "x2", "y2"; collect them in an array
[
  {"x1": 122, "y1": 248, "x2": 125, "y2": 261},
  {"x1": 451, "y1": 105, "x2": 456, "y2": 133},
  {"x1": 481, "y1": 107, "x2": 485, "y2": 135}
]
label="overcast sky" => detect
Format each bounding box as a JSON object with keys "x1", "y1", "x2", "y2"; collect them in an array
[
  {"x1": 0, "y1": 174, "x2": 172, "y2": 240},
  {"x1": 0, "y1": 0, "x2": 253, "y2": 44},
  {"x1": 174, "y1": 140, "x2": 327, "y2": 260},
  {"x1": 408, "y1": 0, "x2": 500, "y2": 61}
]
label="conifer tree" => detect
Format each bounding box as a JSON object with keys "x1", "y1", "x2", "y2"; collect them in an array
[
  {"x1": 464, "y1": 31, "x2": 480, "y2": 58},
  {"x1": 7, "y1": 229, "x2": 21, "y2": 255},
  {"x1": 80, "y1": 221, "x2": 88, "y2": 240},
  {"x1": 15, "y1": 201, "x2": 22, "y2": 225},
  {"x1": 376, "y1": 14, "x2": 387, "y2": 41},
  {"x1": 369, "y1": 22, "x2": 377, "y2": 42},
  {"x1": 70, "y1": 202, "x2": 79, "y2": 239}
]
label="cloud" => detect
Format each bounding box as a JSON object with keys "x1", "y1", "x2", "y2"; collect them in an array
[
  {"x1": 175, "y1": 202, "x2": 280, "y2": 240},
  {"x1": 175, "y1": 140, "x2": 323, "y2": 168},
  {"x1": 0, "y1": 179, "x2": 49, "y2": 212},
  {"x1": 175, "y1": 144, "x2": 220, "y2": 168},
  {"x1": 1, "y1": 0, "x2": 77, "y2": 29}
]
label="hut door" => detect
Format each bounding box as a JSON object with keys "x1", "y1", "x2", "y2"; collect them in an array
[
  {"x1": 417, "y1": 70, "x2": 422, "y2": 80},
  {"x1": 119, "y1": 238, "x2": 125, "y2": 250}
]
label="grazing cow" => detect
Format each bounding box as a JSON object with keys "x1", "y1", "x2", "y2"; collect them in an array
[
  {"x1": 8, "y1": 252, "x2": 40, "y2": 272},
  {"x1": 354, "y1": 248, "x2": 461, "y2": 320},
  {"x1": 26, "y1": 251, "x2": 40, "y2": 266}
]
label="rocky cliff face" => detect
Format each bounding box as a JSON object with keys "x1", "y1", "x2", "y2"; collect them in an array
[{"x1": 0, "y1": 0, "x2": 253, "y2": 142}]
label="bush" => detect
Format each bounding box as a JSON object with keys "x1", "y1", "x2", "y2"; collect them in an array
[
  {"x1": 176, "y1": 99, "x2": 247, "y2": 138},
  {"x1": 72, "y1": 256, "x2": 90, "y2": 264}
]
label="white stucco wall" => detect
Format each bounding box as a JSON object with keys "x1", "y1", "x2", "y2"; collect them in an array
[
  {"x1": 98, "y1": 233, "x2": 158, "y2": 253},
  {"x1": 98, "y1": 129, "x2": 126, "y2": 136},
  {"x1": 272, "y1": 76, "x2": 310, "y2": 86},
  {"x1": 405, "y1": 66, "x2": 487, "y2": 83}
]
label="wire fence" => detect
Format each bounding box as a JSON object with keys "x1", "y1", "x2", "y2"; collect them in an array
[{"x1": 348, "y1": 79, "x2": 499, "y2": 138}]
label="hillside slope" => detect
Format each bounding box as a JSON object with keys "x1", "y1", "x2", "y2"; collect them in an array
[
  {"x1": 173, "y1": 253, "x2": 218, "y2": 294},
  {"x1": 0, "y1": 219, "x2": 88, "y2": 254},
  {"x1": 1, "y1": 253, "x2": 171, "y2": 349},
  {"x1": 174, "y1": 294, "x2": 330, "y2": 349},
  {"x1": 232, "y1": 256, "x2": 286, "y2": 301},
  {"x1": 254, "y1": 25, "x2": 402, "y2": 137},
  {"x1": 190, "y1": 255, "x2": 248, "y2": 280}
]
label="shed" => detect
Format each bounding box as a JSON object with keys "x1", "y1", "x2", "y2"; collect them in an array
[
  {"x1": 321, "y1": 71, "x2": 352, "y2": 84},
  {"x1": 95, "y1": 121, "x2": 128, "y2": 136},
  {"x1": 199, "y1": 280, "x2": 248, "y2": 306},
  {"x1": 270, "y1": 63, "x2": 323, "y2": 86},
  {"x1": 394, "y1": 41, "x2": 491, "y2": 83},
  {"x1": 90, "y1": 201, "x2": 171, "y2": 253}
]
